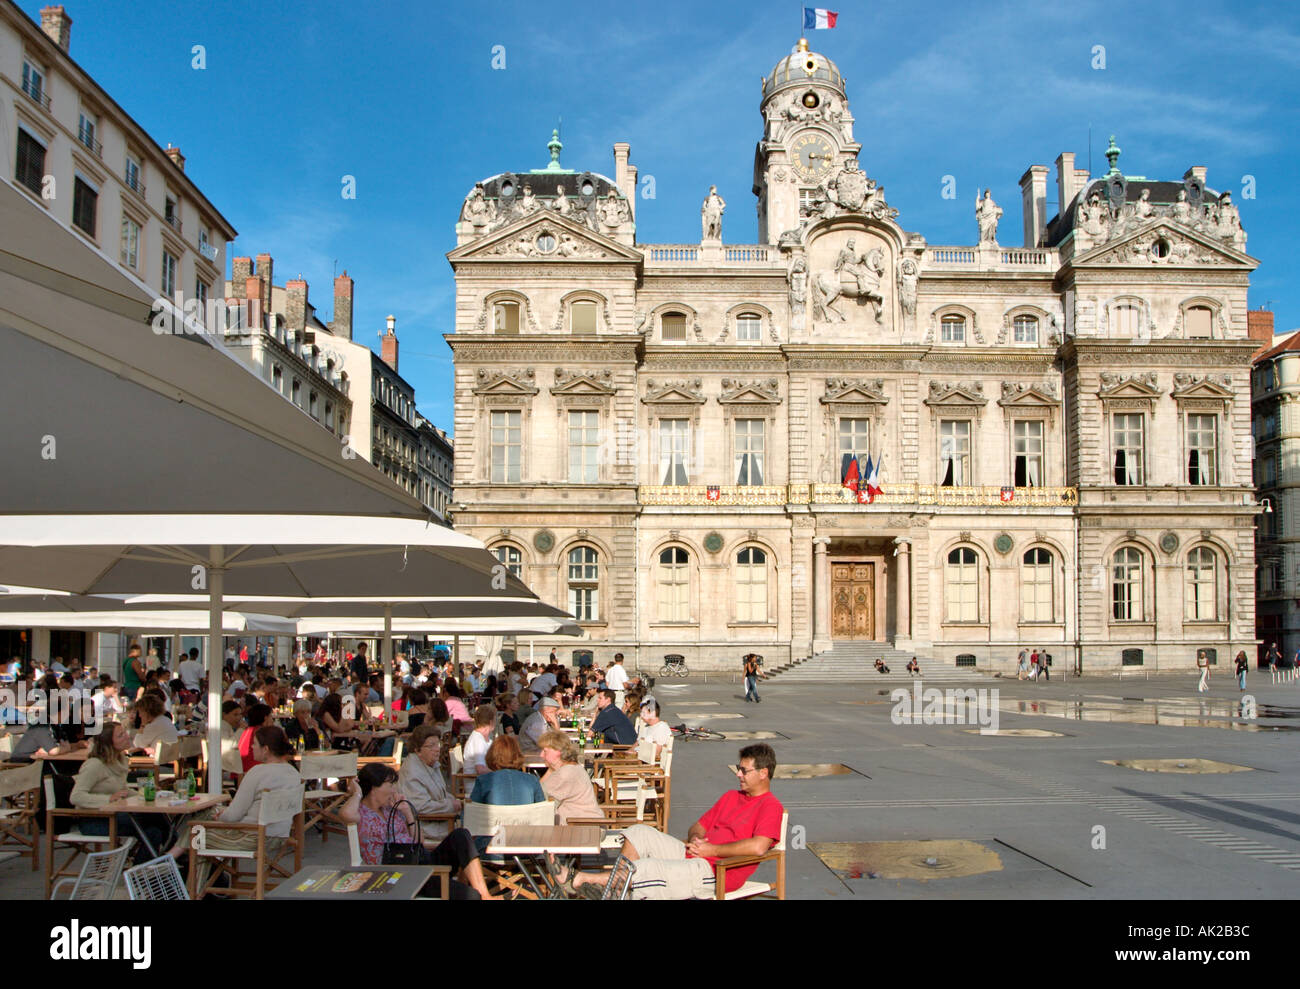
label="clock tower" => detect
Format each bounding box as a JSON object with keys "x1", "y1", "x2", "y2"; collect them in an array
[{"x1": 754, "y1": 38, "x2": 861, "y2": 245}]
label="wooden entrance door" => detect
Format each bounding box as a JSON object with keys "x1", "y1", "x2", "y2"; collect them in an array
[{"x1": 831, "y1": 562, "x2": 874, "y2": 639}]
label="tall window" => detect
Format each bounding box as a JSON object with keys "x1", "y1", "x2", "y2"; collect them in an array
[
  {"x1": 1112, "y1": 547, "x2": 1143, "y2": 621},
  {"x1": 1112, "y1": 304, "x2": 1140, "y2": 337},
  {"x1": 657, "y1": 548, "x2": 690, "y2": 622},
  {"x1": 309, "y1": 390, "x2": 318, "y2": 419},
  {"x1": 72, "y1": 177, "x2": 97, "y2": 237},
  {"x1": 1185, "y1": 547, "x2": 1217, "y2": 621},
  {"x1": 939, "y1": 420, "x2": 970, "y2": 486},
  {"x1": 124, "y1": 154, "x2": 141, "y2": 193},
  {"x1": 661, "y1": 312, "x2": 687, "y2": 341},
  {"x1": 734, "y1": 419, "x2": 765, "y2": 485},
  {"x1": 1021, "y1": 548, "x2": 1054, "y2": 622},
  {"x1": 1186, "y1": 414, "x2": 1217, "y2": 485},
  {"x1": 839, "y1": 418, "x2": 870, "y2": 482},
  {"x1": 161, "y1": 251, "x2": 177, "y2": 296},
  {"x1": 736, "y1": 547, "x2": 768, "y2": 622},
  {"x1": 271, "y1": 365, "x2": 282, "y2": 391},
  {"x1": 567, "y1": 547, "x2": 599, "y2": 621},
  {"x1": 324, "y1": 401, "x2": 334, "y2": 433},
  {"x1": 21, "y1": 60, "x2": 45, "y2": 104},
  {"x1": 658, "y1": 419, "x2": 689, "y2": 485},
  {"x1": 493, "y1": 302, "x2": 519, "y2": 335},
  {"x1": 493, "y1": 545, "x2": 523, "y2": 580},
  {"x1": 736, "y1": 313, "x2": 761, "y2": 342},
  {"x1": 291, "y1": 379, "x2": 301, "y2": 406},
  {"x1": 195, "y1": 280, "x2": 209, "y2": 324},
  {"x1": 15, "y1": 129, "x2": 45, "y2": 196},
  {"x1": 1112, "y1": 413, "x2": 1144, "y2": 485},
  {"x1": 77, "y1": 111, "x2": 98, "y2": 154},
  {"x1": 945, "y1": 547, "x2": 979, "y2": 622},
  {"x1": 1013, "y1": 315, "x2": 1038, "y2": 344},
  {"x1": 120, "y1": 216, "x2": 140, "y2": 269},
  {"x1": 568, "y1": 410, "x2": 600, "y2": 483},
  {"x1": 490, "y1": 410, "x2": 522, "y2": 483},
  {"x1": 164, "y1": 195, "x2": 180, "y2": 230},
  {"x1": 1185, "y1": 306, "x2": 1213, "y2": 338},
  {"x1": 940, "y1": 315, "x2": 966, "y2": 343},
  {"x1": 570, "y1": 300, "x2": 597, "y2": 334},
  {"x1": 1013, "y1": 420, "x2": 1043, "y2": 487}
]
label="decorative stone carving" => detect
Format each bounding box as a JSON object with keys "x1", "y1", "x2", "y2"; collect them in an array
[
  {"x1": 533, "y1": 530, "x2": 555, "y2": 553},
  {"x1": 1171, "y1": 372, "x2": 1233, "y2": 399},
  {"x1": 703, "y1": 532, "x2": 724, "y2": 553},
  {"x1": 976, "y1": 189, "x2": 1002, "y2": 246},
  {"x1": 822, "y1": 378, "x2": 888, "y2": 405},
  {"x1": 473, "y1": 367, "x2": 539, "y2": 395},
  {"x1": 598, "y1": 191, "x2": 630, "y2": 229},
  {"x1": 518, "y1": 184, "x2": 540, "y2": 216},
  {"x1": 485, "y1": 228, "x2": 608, "y2": 259},
  {"x1": 553, "y1": 185, "x2": 572, "y2": 217},
  {"x1": 642, "y1": 378, "x2": 706, "y2": 405},
  {"x1": 462, "y1": 182, "x2": 496, "y2": 230},
  {"x1": 1000, "y1": 380, "x2": 1059, "y2": 401},
  {"x1": 994, "y1": 533, "x2": 1014, "y2": 555},
  {"x1": 1098, "y1": 371, "x2": 1160, "y2": 395},
  {"x1": 787, "y1": 255, "x2": 808, "y2": 314},
  {"x1": 1159, "y1": 531, "x2": 1180, "y2": 554},
  {"x1": 718, "y1": 378, "x2": 782, "y2": 405},
  {"x1": 701, "y1": 185, "x2": 726, "y2": 241},
  {"x1": 897, "y1": 257, "x2": 918, "y2": 317},
  {"x1": 812, "y1": 240, "x2": 885, "y2": 324},
  {"x1": 633, "y1": 310, "x2": 650, "y2": 336},
  {"x1": 774, "y1": 167, "x2": 787, "y2": 182},
  {"x1": 552, "y1": 368, "x2": 616, "y2": 395},
  {"x1": 925, "y1": 380, "x2": 987, "y2": 407}
]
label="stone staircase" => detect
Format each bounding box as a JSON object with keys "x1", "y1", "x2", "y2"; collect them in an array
[{"x1": 764, "y1": 641, "x2": 989, "y2": 682}]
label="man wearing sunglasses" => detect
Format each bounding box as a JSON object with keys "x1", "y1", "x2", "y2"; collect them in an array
[{"x1": 557, "y1": 743, "x2": 783, "y2": 900}]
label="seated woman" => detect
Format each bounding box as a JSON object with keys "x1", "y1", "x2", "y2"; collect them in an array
[
  {"x1": 427, "y1": 698, "x2": 452, "y2": 738},
  {"x1": 468, "y1": 735, "x2": 545, "y2": 808},
  {"x1": 404, "y1": 689, "x2": 431, "y2": 732},
  {"x1": 496, "y1": 693, "x2": 520, "y2": 737},
  {"x1": 317, "y1": 692, "x2": 369, "y2": 752},
  {"x1": 131, "y1": 692, "x2": 179, "y2": 757},
  {"x1": 340, "y1": 763, "x2": 496, "y2": 900},
  {"x1": 283, "y1": 699, "x2": 323, "y2": 751},
  {"x1": 441, "y1": 682, "x2": 470, "y2": 728},
  {"x1": 906, "y1": 657, "x2": 921, "y2": 675},
  {"x1": 398, "y1": 725, "x2": 461, "y2": 829},
  {"x1": 537, "y1": 730, "x2": 601, "y2": 824},
  {"x1": 71, "y1": 720, "x2": 165, "y2": 855},
  {"x1": 238, "y1": 703, "x2": 273, "y2": 771},
  {"x1": 874, "y1": 658, "x2": 891, "y2": 675},
  {"x1": 462, "y1": 704, "x2": 496, "y2": 776}
]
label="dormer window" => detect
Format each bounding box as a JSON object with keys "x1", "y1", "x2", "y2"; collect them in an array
[{"x1": 661, "y1": 312, "x2": 687, "y2": 341}]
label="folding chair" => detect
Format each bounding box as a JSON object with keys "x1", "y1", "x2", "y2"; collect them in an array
[
  {"x1": 50, "y1": 838, "x2": 136, "y2": 900},
  {"x1": 299, "y1": 752, "x2": 357, "y2": 843},
  {"x1": 346, "y1": 822, "x2": 364, "y2": 867},
  {"x1": 448, "y1": 743, "x2": 475, "y2": 799},
  {"x1": 713, "y1": 811, "x2": 787, "y2": 900},
  {"x1": 601, "y1": 852, "x2": 635, "y2": 900},
  {"x1": 0, "y1": 760, "x2": 42, "y2": 870},
  {"x1": 124, "y1": 854, "x2": 190, "y2": 900},
  {"x1": 43, "y1": 777, "x2": 120, "y2": 899},
  {"x1": 462, "y1": 799, "x2": 557, "y2": 899},
  {"x1": 188, "y1": 784, "x2": 305, "y2": 899}
]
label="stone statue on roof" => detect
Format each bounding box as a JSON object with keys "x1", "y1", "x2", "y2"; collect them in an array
[
  {"x1": 976, "y1": 189, "x2": 1002, "y2": 245},
  {"x1": 702, "y1": 185, "x2": 726, "y2": 241}
]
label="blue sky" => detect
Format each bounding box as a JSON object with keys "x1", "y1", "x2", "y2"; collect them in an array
[{"x1": 24, "y1": 0, "x2": 1300, "y2": 434}]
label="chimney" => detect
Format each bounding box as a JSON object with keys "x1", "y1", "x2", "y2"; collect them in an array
[
  {"x1": 244, "y1": 276, "x2": 264, "y2": 330},
  {"x1": 1249, "y1": 309, "x2": 1275, "y2": 355},
  {"x1": 164, "y1": 145, "x2": 186, "y2": 172},
  {"x1": 1019, "y1": 165, "x2": 1049, "y2": 248},
  {"x1": 626, "y1": 163, "x2": 638, "y2": 221},
  {"x1": 230, "y1": 257, "x2": 252, "y2": 298},
  {"x1": 39, "y1": 6, "x2": 71, "y2": 51},
  {"x1": 285, "y1": 278, "x2": 308, "y2": 333},
  {"x1": 1184, "y1": 166, "x2": 1208, "y2": 185},
  {"x1": 332, "y1": 270, "x2": 354, "y2": 341},
  {"x1": 381, "y1": 315, "x2": 399, "y2": 372},
  {"x1": 613, "y1": 143, "x2": 633, "y2": 200},
  {"x1": 1054, "y1": 152, "x2": 1077, "y2": 216},
  {"x1": 255, "y1": 253, "x2": 273, "y2": 313}
]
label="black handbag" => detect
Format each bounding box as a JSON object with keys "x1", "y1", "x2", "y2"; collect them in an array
[{"x1": 381, "y1": 800, "x2": 433, "y2": 865}]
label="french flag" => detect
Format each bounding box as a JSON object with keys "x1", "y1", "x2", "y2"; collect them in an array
[{"x1": 804, "y1": 7, "x2": 838, "y2": 29}]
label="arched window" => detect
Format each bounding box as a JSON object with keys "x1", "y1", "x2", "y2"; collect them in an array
[
  {"x1": 570, "y1": 300, "x2": 597, "y2": 335},
  {"x1": 492, "y1": 545, "x2": 522, "y2": 580},
  {"x1": 1185, "y1": 305, "x2": 1213, "y2": 338},
  {"x1": 736, "y1": 313, "x2": 761, "y2": 342},
  {"x1": 1112, "y1": 303, "x2": 1140, "y2": 337},
  {"x1": 661, "y1": 311, "x2": 687, "y2": 341},
  {"x1": 567, "y1": 547, "x2": 599, "y2": 621},
  {"x1": 1112, "y1": 547, "x2": 1143, "y2": 621},
  {"x1": 1021, "y1": 548, "x2": 1054, "y2": 622},
  {"x1": 945, "y1": 547, "x2": 978, "y2": 622},
  {"x1": 1185, "y1": 547, "x2": 1217, "y2": 621},
  {"x1": 940, "y1": 315, "x2": 966, "y2": 343},
  {"x1": 736, "y1": 547, "x2": 768, "y2": 622},
  {"x1": 657, "y1": 547, "x2": 690, "y2": 622},
  {"x1": 493, "y1": 301, "x2": 519, "y2": 334},
  {"x1": 1013, "y1": 315, "x2": 1038, "y2": 344}
]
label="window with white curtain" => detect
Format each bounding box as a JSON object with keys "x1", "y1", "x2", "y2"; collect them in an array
[
  {"x1": 1013, "y1": 420, "x2": 1043, "y2": 487},
  {"x1": 1021, "y1": 548, "x2": 1054, "y2": 622},
  {"x1": 568, "y1": 410, "x2": 600, "y2": 483},
  {"x1": 734, "y1": 419, "x2": 765, "y2": 485},
  {"x1": 736, "y1": 547, "x2": 768, "y2": 622},
  {"x1": 945, "y1": 547, "x2": 979, "y2": 622},
  {"x1": 1112, "y1": 413, "x2": 1144, "y2": 485},
  {"x1": 567, "y1": 547, "x2": 598, "y2": 621},
  {"x1": 658, "y1": 419, "x2": 690, "y2": 485},
  {"x1": 1013, "y1": 315, "x2": 1039, "y2": 344},
  {"x1": 1112, "y1": 547, "x2": 1143, "y2": 621},
  {"x1": 1185, "y1": 547, "x2": 1217, "y2": 621},
  {"x1": 939, "y1": 420, "x2": 970, "y2": 486},
  {"x1": 941, "y1": 315, "x2": 966, "y2": 343},
  {"x1": 736, "y1": 313, "x2": 761, "y2": 342},
  {"x1": 1186, "y1": 414, "x2": 1217, "y2": 485},
  {"x1": 657, "y1": 547, "x2": 690, "y2": 622}
]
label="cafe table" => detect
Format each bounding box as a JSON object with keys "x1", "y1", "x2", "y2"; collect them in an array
[
  {"x1": 487, "y1": 824, "x2": 607, "y2": 899},
  {"x1": 103, "y1": 790, "x2": 230, "y2": 859},
  {"x1": 267, "y1": 864, "x2": 449, "y2": 900},
  {"x1": 35, "y1": 750, "x2": 158, "y2": 769}
]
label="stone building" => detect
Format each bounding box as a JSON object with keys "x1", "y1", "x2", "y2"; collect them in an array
[{"x1": 447, "y1": 39, "x2": 1260, "y2": 673}]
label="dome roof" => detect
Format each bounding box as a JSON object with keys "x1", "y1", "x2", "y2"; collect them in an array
[{"x1": 763, "y1": 38, "x2": 845, "y2": 102}]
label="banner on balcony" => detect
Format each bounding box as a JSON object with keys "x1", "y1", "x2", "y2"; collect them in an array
[
  {"x1": 1000, "y1": 486, "x2": 1015, "y2": 502},
  {"x1": 706, "y1": 485, "x2": 721, "y2": 502}
]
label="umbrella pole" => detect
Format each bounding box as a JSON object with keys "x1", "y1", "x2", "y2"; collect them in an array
[
  {"x1": 206, "y1": 555, "x2": 224, "y2": 796},
  {"x1": 383, "y1": 604, "x2": 393, "y2": 714},
  {"x1": 453, "y1": 635, "x2": 460, "y2": 682}
]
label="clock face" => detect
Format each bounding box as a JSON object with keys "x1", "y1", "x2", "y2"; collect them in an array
[{"x1": 792, "y1": 133, "x2": 835, "y2": 181}]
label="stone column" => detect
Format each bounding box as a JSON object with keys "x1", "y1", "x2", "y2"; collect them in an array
[
  {"x1": 813, "y1": 537, "x2": 832, "y2": 655},
  {"x1": 893, "y1": 536, "x2": 912, "y2": 649}
]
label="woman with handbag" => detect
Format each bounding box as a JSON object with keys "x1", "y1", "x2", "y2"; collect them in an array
[{"x1": 340, "y1": 763, "x2": 497, "y2": 900}]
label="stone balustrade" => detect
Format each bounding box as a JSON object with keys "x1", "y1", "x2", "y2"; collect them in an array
[{"x1": 638, "y1": 484, "x2": 1079, "y2": 507}]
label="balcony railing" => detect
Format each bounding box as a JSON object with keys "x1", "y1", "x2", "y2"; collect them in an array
[
  {"x1": 643, "y1": 245, "x2": 778, "y2": 265},
  {"x1": 76, "y1": 124, "x2": 103, "y2": 158},
  {"x1": 638, "y1": 483, "x2": 1078, "y2": 508},
  {"x1": 926, "y1": 246, "x2": 1057, "y2": 270},
  {"x1": 164, "y1": 213, "x2": 183, "y2": 234},
  {"x1": 124, "y1": 177, "x2": 147, "y2": 201},
  {"x1": 22, "y1": 80, "x2": 51, "y2": 112}
]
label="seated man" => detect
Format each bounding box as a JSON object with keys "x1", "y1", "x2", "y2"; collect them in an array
[
  {"x1": 906, "y1": 657, "x2": 920, "y2": 675},
  {"x1": 560, "y1": 743, "x2": 784, "y2": 900},
  {"x1": 590, "y1": 689, "x2": 636, "y2": 746},
  {"x1": 874, "y1": 658, "x2": 891, "y2": 674}
]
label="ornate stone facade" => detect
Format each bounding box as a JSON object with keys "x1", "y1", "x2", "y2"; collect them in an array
[{"x1": 446, "y1": 39, "x2": 1259, "y2": 673}]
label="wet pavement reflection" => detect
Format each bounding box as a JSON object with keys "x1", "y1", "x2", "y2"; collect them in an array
[{"x1": 1000, "y1": 696, "x2": 1299, "y2": 732}]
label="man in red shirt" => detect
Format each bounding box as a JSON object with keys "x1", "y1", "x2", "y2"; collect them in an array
[{"x1": 561, "y1": 743, "x2": 784, "y2": 899}]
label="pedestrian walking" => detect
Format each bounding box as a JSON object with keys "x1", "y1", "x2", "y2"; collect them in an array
[
  {"x1": 1196, "y1": 649, "x2": 1210, "y2": 693},
  {"x1": 1028, "y1": 649, "x2": 1040, "y2": 681},
  {"x1": 1266, "y1": 642, "x2": 1281, "y2": 684},
  {"x1": 743, "y1": 654, "x2": 764, "y2": 704},
  {"x1": 1234, "y1": 650, "x2": 1248, "y2": 691},
  {"x1": 1017, "y1": 648, "x2": 1028, "y2": 681},
  {"x1": 1038, "y1": 647, "x2": 1050, "y2": 682}
]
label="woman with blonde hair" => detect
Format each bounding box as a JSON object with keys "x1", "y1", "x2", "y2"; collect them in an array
[{"x1": 537, "y1": 730, "x2": 601, "y2": 824}]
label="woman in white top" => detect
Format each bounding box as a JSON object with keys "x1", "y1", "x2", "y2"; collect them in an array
[
  {"x1": 462, "y1": 704, "x2": 495, "y2": 775},
  {"x1": 131, "y1": 693, "x2": 179, "y2": 755},
  {"x1": 71, "y1": 721, "x2": 167, "y2": 852}
]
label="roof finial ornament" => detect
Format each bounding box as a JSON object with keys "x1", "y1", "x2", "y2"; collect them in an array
[
  {"x1": 545, "y1": 128, "x2": 563, "y2": 172},
  {"x1": 1104, "y1": 134, "x2": 1122, "y2": 178},
  {"x1": 796, "y1": 37, "x2": 810, "y2": 52}
]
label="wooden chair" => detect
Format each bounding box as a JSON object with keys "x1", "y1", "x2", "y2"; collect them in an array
[
  {"x1": 187, "y1": 784, "x2": 305, "y2": 899},
  {"x1": 0, "y1": 760, "x2": 42, "y2": 870},
  {"x1": 299, "y1": 752, "x2": 358, "y2": 842},
  {"x1": 462, "y1": 799, "x2": 557, "y2": 899},
  {"x1": 50, "y1": 838, "x2": 135, "y2": 900},
  {"x1": 447, "y1": 743, "x2": 475, "y2": 800},
  {"x1": 43, "y1": 777, "x2": 120, "y2": 899},
  {"x1": 602, "y1": 748, "x2": 672, "y2": 830},
  {"x1": 346, "y1": 822, "x2": 364, "y2": 866},
  {"x1": 712, "y1": 811, "x2": 787, "y2": 901}
]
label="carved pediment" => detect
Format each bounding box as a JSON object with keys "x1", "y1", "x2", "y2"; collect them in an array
[
  {"x1": 821, "y1": 377, "x2": 888, "y2": 406},
  {"x1": 473, "y1": 367, "x2": 539, "y2": 396},
  {"x1": 1075, "y1": 222, "x2": 1252, "y2": 268},
  {"x1": 924, "y1": 380, "x2": 987, "y2": 407},
  {"x1": 1097, "y1": 371, "x2": 1162, "y2": 400},
  {"x1": 998, "y1": 381, "x2": 1061, "y2": 408},
  {"x1": 551, "y1": 368, "x2": 617, "y2": 396},
  {"x1": 449, "y1": 211, "x2": 641, "y2": 263},
  {"x1": 1171, "y1": 372, "x2": 1233, "y2": 400},
  {"x1": 718, "y1": 378, "x2": 782, "y2": 405},
  {"x1": 642, "y1": 378, "x2": 705, "y2": 406}
]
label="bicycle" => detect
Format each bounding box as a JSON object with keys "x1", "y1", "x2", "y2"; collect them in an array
[
  {"x1": 659, "y1": 654, "x2": 689, "y2": 678},
  {"x1": 669, "y1": 723, "x2": 726, "y2": 741},
  {"x1": 631, "y1": 670, "x2": 656, "y2": 689}
]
